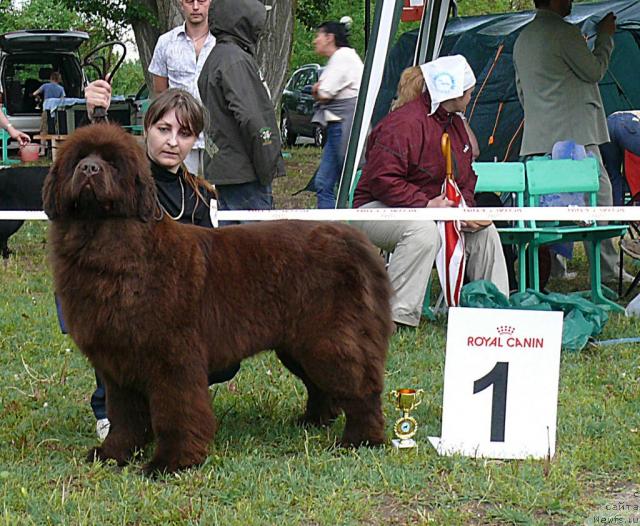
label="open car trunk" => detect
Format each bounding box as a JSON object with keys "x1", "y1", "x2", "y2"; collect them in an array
[
  {"x1": 0, "y1": 30, "x2": 89, "y2": 133},
  {"x1": 0, "y1": 30, "x2": 88, "y2": 54}
]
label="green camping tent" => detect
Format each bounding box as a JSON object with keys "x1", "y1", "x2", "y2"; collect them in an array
[
  {"x1": 374, "y1": 0, "x2": 640, "y2": 162},
  {"x1": 337, "y1": 0, "x2": 640, "y2": 205}
]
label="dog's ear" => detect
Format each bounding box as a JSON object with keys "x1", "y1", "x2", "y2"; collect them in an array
[{"x1": 42, "y1": 165, "x2": 60, "y2": 220}]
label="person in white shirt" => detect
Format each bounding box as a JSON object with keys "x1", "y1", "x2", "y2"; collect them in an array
[
  {"x1": 148, "y1": 0, "x2": 216, "y2": 176},
  {"x1": 311, "y1": 19, "x2": 364, "y2": 209}
]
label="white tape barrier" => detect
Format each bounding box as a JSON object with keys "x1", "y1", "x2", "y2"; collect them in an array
[
  {"x1": 0, "y1": 211, "x2": 49, "y2": 220},
  {"x1": 2, "y1": 206, "x2": 640, "y2": 223}
]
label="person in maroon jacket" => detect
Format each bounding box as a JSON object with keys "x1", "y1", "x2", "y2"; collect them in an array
[{"x1": 353, "y1": 56, "x2": 509, "y2": 328}]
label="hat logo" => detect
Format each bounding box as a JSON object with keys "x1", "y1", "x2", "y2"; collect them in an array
[{"x1": 433, "y1": 72, "x2": 456, "y2": 94}]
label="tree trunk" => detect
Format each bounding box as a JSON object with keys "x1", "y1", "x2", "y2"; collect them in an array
[
  {"x1": 256, "y1": 0, "x2": 295, "y2": 109},
  {"x1": 131, "y1": 0, "x2": 294, "y2": 106}
]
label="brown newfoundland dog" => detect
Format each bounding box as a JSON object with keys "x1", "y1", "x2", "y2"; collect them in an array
[{"x1": 42, "y1": 123, "x2": 393, "y2": 475}]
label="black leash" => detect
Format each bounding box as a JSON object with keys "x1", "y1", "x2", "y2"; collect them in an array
[{"x1": 82, "y1": 41, "x2": 127, "y2": 122}]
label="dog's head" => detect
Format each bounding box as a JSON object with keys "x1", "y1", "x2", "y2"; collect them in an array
[{"x1": 42, "y1": 123, "x2": 157, "y2": 222}]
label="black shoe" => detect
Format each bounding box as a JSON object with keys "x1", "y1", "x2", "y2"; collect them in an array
[{"x1": 394, "y1": 322, "x2": 415, "y2": 333}]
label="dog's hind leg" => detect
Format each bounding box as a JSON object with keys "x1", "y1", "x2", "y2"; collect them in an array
[
  {"x1": 87, "y1": 378, "x2": 152, "y2": 466},
  {"x1": 143, "y1": 370, "x2": 215, "y2": 476},
  {"x1": 297, "y1": 338, "x2": 386, "y2": 447},
  {"x1": 338, "y1": 394, "x2": 385, "y2": 447},
  {"x1": 276, "y1": 350, "x2": 341, "y2": 426}
]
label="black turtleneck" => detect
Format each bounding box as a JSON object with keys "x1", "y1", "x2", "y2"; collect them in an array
[{"x1": 150, "y1": 160, "x2": 213, "y2": 228}]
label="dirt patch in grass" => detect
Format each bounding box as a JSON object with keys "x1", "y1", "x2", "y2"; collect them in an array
[
  {"x1": 367, "y1": 494, "x2": 497, "y2": 525},
  {"x1": 274, "y1": 146, "x2": 321, "y2": 210},
  {"x1": 367, "y1": 494, "x2": 425, "y2": 526}
]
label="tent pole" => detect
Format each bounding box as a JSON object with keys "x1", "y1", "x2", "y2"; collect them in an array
[
  {"x1": 336, "y1": 0, "x2": 405, "y2": 209},
  {"x1": 365, "y1": 0, "x2": 371, "y2": 52},
  {"x1": 415, "y1": 0, "x2": 452, "y2": 64}
]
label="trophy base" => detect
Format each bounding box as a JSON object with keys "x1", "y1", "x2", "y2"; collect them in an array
[{"x1": 392, "y1": 438, "x2": 417, "y2": 449}]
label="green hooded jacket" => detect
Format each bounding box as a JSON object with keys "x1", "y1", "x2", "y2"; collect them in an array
[{"x1": 198, "y1": 0, "x2": 285, "y2": 186}]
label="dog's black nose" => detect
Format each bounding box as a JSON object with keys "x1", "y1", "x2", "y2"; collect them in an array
[{"x1": 78, "y1": 159, "x2": 101, "y2": 177}]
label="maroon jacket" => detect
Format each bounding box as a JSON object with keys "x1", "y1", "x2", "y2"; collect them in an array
[{"x1": 353, "y1": 92, "x2": 477, "y2": 208}]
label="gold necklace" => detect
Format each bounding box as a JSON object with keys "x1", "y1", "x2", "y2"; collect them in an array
[{"x1": 161, "y1": 176, "x2": 185, "y2": 221}]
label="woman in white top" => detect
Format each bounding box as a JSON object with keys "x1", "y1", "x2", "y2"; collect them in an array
[{"x1": 311, "y1": 20, "x2": 363, "y2": 209}]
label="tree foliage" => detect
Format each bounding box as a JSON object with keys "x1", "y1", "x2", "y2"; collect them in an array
[
  {"x1": 57, "y1": 0, "x2": 157, "y2": 41},
  {"x1": 457, "y1": 0, "x2": 531, "y2": 16},
  {"x1": 0, "y1": 0, "x2": 85, "y2": 35},
  {"x1": 296, "y1": 0, "x2": 330, "y2": 30}
]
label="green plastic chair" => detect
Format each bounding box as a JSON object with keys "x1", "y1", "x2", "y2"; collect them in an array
[
  {"x1": 525, "y1": 157, "x2": 628, "y2": 312},
  {"x1": 1, "y1": 108, "x2": 20, "y2": 166},
  {"x1": 473, "y1": 161, "x2": 534, "y2": 293}
]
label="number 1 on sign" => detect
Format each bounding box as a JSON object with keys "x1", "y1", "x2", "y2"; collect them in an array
[{"x1": 473, "y1": 362, "x2": 509, "y2": 442}]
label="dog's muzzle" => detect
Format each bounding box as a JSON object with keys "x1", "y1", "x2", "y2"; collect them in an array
[
  {"x1": 72, "y1": 157, "x2": 104, "y2": 194},
  {"x1": 78, "y1": 158, "x2": 102, "y2": 179}
]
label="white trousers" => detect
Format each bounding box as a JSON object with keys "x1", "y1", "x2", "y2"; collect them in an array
[{"x1": 354, "y1": 201, "x2": 510, "y2": 326}]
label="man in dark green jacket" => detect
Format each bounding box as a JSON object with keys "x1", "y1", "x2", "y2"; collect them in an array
[{"x1": 198, "y1": 0, "x2": 285, "y2": 222}]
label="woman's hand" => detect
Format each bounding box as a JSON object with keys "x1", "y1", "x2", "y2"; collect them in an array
[
  {"x1": 84, "y1": 80, "x2": 112, "y2": 119},
  {"x1": 461, "y1": 220, "x2": 492, "y2": 232},
  {"x1": 426, "y1": 194, "x2": 455, "y2": 208},
  {"x1": 9, "y1": 127, "x2": 30, "y2": 146}
]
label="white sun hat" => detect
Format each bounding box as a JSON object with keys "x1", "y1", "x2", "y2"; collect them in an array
[{"x1": 419, "y1": 55, "x2": 476, "y2": 115}]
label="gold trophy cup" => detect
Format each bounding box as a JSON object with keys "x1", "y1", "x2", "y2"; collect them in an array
[{"x1": 389, "y1": 388, "x2": 424, "y2": 449}]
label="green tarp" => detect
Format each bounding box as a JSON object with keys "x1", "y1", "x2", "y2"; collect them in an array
[
  {"x1": 460, "y1": 280, "x2": 609, "y2": 351},
  {"x1": 372, "y1": 0, "x2": 640, "y2": 162}
]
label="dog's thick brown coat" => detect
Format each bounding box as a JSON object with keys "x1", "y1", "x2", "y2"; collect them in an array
[{"x1": 43, "y1": 124, "x2": 393, "y2": 475}]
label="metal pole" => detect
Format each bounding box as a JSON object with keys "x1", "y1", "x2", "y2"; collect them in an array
[{"x1": 364, "y1": 0, "x2": 371, "y2": 52}]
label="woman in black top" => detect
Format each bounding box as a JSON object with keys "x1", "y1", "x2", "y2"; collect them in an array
[{"x1": 82, "y1": 82, "x2": 239, "y2": 440}]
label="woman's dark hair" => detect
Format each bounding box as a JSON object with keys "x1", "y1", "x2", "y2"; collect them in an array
[{"x1": 317, "y1": 21, "x2": 351, "y2": 48}]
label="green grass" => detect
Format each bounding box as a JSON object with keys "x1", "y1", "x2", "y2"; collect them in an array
[{"x1": 1, "y1": 148, "x2": 639, "y2": 525}]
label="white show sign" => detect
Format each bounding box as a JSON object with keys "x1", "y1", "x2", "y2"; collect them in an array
[{"x1": 429, "y1": 307, "x2": 563, "y2": 459}]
